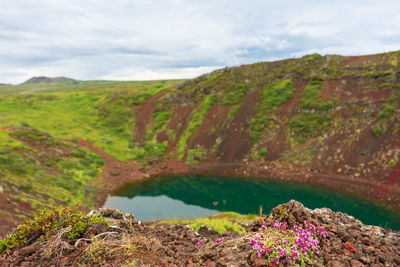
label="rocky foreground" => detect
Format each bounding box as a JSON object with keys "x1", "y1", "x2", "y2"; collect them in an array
[{"x1": 0, "y1": 201, "x2": 399, "y2": 266}]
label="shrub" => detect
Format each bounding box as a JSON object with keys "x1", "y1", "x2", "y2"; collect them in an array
[
  {"x1": 372, "y1": 123, "x2": 387, "y2": 137},
  {"x1": 0, "y1": 205, "x2": 105, "y2": 253},
  {"x1": 377, "y1": 104, "x2": 395, "y2": 120},
  {"x1": 187, "y1": 145, "x2": 208, "y2": 165},
  {"x1": 259, "y1": 148, "x2": 268, "y2": 157}
]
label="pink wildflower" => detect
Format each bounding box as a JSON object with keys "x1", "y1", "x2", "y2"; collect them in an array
[
  {"x1": 292, "y1": 250, "x2": 300, "y2": 258},
  {"x1": 322, "y1": 231, "x2": 328, "y2": 238},
  {"x1": 195, "y1": 241, "x2": 203, "y2": 248},
  {"x1": 272, "y1": 222, "x2": 281, "y2": 229}
]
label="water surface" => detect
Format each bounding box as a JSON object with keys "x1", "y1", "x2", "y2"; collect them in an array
[{"x1": 103, "y1": 175, "x2": 400, "y2": 230}]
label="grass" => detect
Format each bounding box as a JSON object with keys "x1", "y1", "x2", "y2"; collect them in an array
[
  {"x1": 289, "y1": 113, "x2": 331, "y2": 137},
  {"x1": 299, "y1": 80, "x2": 333, "y2": 110},
  {"x1": 223, "y1": 85, "x2": 249, "y2": 105},
  {"x1": 156, "y1": 212, "x2": 259, "y2": 235},
  {"x1": 0, "y1": 79, "x2": 184, "y2": 95},
  {"x1": 0, "y1": 80, "x2": 180, "y2": 161},
  {"x1": 0, "y1": 129, "x2": 104, "y2": 215}
]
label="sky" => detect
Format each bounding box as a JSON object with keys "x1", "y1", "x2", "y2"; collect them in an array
[{"x1": 1, "y1": 0, "x2": 400, "y2": 84}]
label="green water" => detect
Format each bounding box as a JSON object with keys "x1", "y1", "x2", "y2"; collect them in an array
[{"x1": 103, "y1": 175, "x2": 400, "y2": 230}]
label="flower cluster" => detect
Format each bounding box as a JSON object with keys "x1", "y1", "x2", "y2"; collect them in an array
[
  {"x1": 195, "y1": 240, "x2": 206, "y2": 248},
  {"x1": 249, "y1": 221, "x2": 327, "y2": 266}
]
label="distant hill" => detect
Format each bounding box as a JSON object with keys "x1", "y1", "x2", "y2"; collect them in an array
[
  {"x1": 21, "y1": 76, "x2": 78, "y2": 85},
  {"x1": 0, "y1": 77, "x2": 184, "y2": 95}
]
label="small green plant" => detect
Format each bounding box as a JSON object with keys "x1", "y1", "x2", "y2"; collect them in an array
[
  {"x1": 259, "y1": 147, "x2": 268, "y2": 157},
  {"x1": 187, "y1": 145, "x2": 208, "y2": 165},
  {"x1": 377, "y1": 104, "x2": 396, "y2": 120},
  {"x1": 372, "y1": 122, "x2": 387, "y2": 137},
  {"x1": 0, "y1": 205, "x2": 105, "y2": 253}
]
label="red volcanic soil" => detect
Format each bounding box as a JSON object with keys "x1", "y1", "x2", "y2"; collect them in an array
[
  {"x1": 135, "y1": 91, "x2": 167, "y2": 145},
  {"x1": 280, "y1": 81, "x2": 307, "y2": 112},
  {"x1": 0, "y1": 126, "x2": 20, "y2": 131},
  {"x1": 384, "y1": 131, "x2": 400, "y2": 186},
  {"x1": 0, "y1": 187, "x2": 36, "y2": 236},
  {"x1": 164, "y1": 105, "x2": 193, "y2": 156},
  {"x1": 189, "y1": 104, "x2": 231, "y2": 157},
  {"x1": 217, "y1": 91, "x2": 259, "y2": 163}
]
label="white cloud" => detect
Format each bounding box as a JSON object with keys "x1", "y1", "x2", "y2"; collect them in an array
[
  {"x1": 0, "y1": 0, "x2": 399, "y2": 84},
  {"x1": 101, "y1": 66, "x2": 221, "y2": 81}
]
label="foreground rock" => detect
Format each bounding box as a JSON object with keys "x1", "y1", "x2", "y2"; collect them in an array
[
  {"x1": 270, "y1": 200, "x2": 400, "y2": 266},
  {"x1": 1, "y1": 202, "x2": 399, "y2": 266}
]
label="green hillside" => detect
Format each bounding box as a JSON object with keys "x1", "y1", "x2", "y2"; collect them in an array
[{"x1": 0, "y1": 51, "x2": 399, "y2": 234}]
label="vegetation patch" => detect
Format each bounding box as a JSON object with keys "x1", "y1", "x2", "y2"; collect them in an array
[
  {"x1": 223, "y1": 85, "x2": 249, "y2": 106},
  {"x1": 0, "y1": 205, "x2": 105, "y2": 253},
  {"x1": 0, "y1": 130, "x2": 103, "y2": 219},
  {"x1": 377, "y1": 103, "x2": 396, "y2": 120},
  {"x1": 98, "y1": 92, "x2": 133, "y2": 134},
  {"x1": 372, "y1": 122, "x2": 387, "y2": 137},
  {"x1": 289, "y1": 113, "x2": 331, "y2": 137},
  {"x1": 186, "y1": 145, "x2": 208, "y2": 165},
  {"x1": 157, "y1": 212, "x2": 258, "y2": 235},
  {"x1": 299, "y1": 80, "x2": 333, "y2": 110},
  {"x1": 249, "y1": 79, "x2": 295, "y2": 143}
]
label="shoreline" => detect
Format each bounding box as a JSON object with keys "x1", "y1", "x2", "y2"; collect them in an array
[{"x1": 93, "y1": 159, "x2": 400, "y2": 215}]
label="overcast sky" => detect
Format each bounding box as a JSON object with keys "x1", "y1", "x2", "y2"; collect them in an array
[{"x1": 1, "y1": 0, "x2": 399, "y2": 84}]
